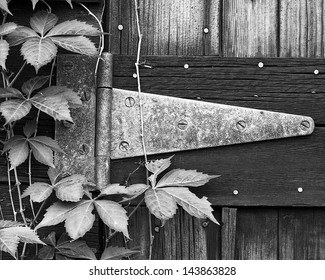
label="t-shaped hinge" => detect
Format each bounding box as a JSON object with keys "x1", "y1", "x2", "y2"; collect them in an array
[{"x1": 110, "y1": 88, "x2": 314, "y2": 159}]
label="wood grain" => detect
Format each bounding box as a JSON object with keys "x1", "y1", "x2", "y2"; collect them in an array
[
  {"x1": 279, "y1": 209, "x2": 325, "y2": 259},
  {"x1": 280, "y1": 0, "x2": 325, "y2": 58},
  {"x1": 108, "y1": 0, "x2": 220, "y2": 55},
  {"x1": 221, "y1": 207, "x2": 237, "y2": 259},
  {"x1": 223, "y1": 0, "x2": 278, "y2": 57}
]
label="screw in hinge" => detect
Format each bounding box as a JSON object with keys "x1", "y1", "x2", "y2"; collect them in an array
[
  {"x1": 63, "y1": 61, "x2": 74, "y2": 72},
  {"x1": 125, "y1": 97, "x2": 135, "y2": 107},
  {"x1": 177, "y1": 119, "x2": 188, "y2": 130},
  {"x1": 154, "y1": 226, "x2": 160, "y2": 233},
  {"x1": 79, "y1": 143, "x2": 90, "y2": 155},
  {"x1": 202, "y1": 220, "x2": 209, "y2": 228},
  {"x1": 236, "y1": 120, "x2": 246, "y2": 130},
  {"x1": 119, "y1": 141, "x2": 129, "y2": 152},
  {"x1": 300, "y1": 120, "x2": 310, "y2": 130}
]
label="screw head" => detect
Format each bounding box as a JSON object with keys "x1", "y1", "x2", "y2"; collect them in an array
[
  {"x1": 119, "y1": 141, "x2": 129, "y2": 152},
  {"x1": 236, "y1": 120, "x2": 246, "y2": 130},
  {"x1": 132, "y1": 73, "x2": 137, "y2": 78},
  {"x1": 300, "y1": 120, "x2": 310, "y2": 130},
  {"x1": 63, "y1": 61, "x2": 74, "y2": 72},
  {"x1": 233, "y1": 190, "x2": 239, "y2": 195},
  {"x1": 154, "y1": 226, "x2": 160, "y2": 233},
  {"x1": 125, "y1": 97, "x2": 135, "y2": 107},
  {"x1": 258, "y1": 62, "x2": 264, "y2": 68},
  {"x1": 177, "y1": 119, "x2": 188, "y2": 130},
  {"x1": 314, "y1": 69, "x2": 319, "y2": 75},
  {"x1": 202, "y1": 220, "x2": 209, "y2": 228}
]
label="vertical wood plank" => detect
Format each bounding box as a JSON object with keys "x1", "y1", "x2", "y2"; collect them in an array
[
  {"x1": 279, "y1": 209, "x2": 325, "y2": 259},
  {"x1": 221, "y1": 207, "x2": 237, "y2": 259},
  {"x1": 108, "y1": 0, "x2": 220, "y2": 55},
  {"x1": 223, "y1": 0, "x2": 278, "y2": 57},
  {"x1": 235, "y1": 208, "x2": 278, "y2": 259},
  {"x1": 280, "y1": 0, "x2": 325, "y2": 57},
  {"x1": 205, "y1": 0, "x2": 221, "y2": 55}
]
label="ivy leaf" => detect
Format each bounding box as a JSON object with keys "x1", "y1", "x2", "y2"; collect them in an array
[
  {"x1": 21, "y1": 182, "x2": 54, "y2": 202},
  {"x1": 35, "y1": 201, "x2": 78, "y2": 230},
  {"x1": 65, "y1": 200, "x2": 95, "y2": 240},
  {"x1": 0, "y1": 88, "x2": 24, "y2": 99},
  {"x1": 0, "y1": 0, "x2": 12, "y2": 15},
  {"x1": 54, "y1": 174, "x2": 87, "y2": 202},
  {"x1": 22, "y1": 75, "x2": 49, "y2": 96},
  {"x1": 0, "y1": 220, "x2": 24, "y2": 229},
  {"x1": 30, "y1": 11, "x2": 58, "y2": 36},
  {"x1": 0, "y1": 39, "x2": 9, "y2": 70},
  {"x1": 47, "y1": 167, "x2": 61, "y2": 185},
  {"x1": 0, "y1": 99, "x2": 32, "y2": 124},
  {"x1": 31, "y1": 0, "x2": 39, "y2": 10},
  {"x1": 100, "y1": 246, "x2": 139, "y2": 260},
  {"x1": 39, "y1": 86, "x2": 82, "y2": 108},
  {"x1": 3, "y1": 136, "x2": 29, "y2": 170},
  {"x1": 31, "y1": 92, "x2": 72, "y2": 122},
  {"x1": 94, "y1": 200, "x2": 129, "y2": 238},
  {"x1": 0, "y1": 22, "x2": 17, "y2": 36},
  {"x1": 9, "y1": 227, "x2": 45, "y2": 245},
  {"x1": 47, "y1": 20, "x2": 100, "y2": 37},
  {"x1": 100, "y1": 184, "x2": 127, "y2": 196},
  {"x1": 28, "y1": 139, "x2": 55, "y2": 167},
  {"x1": 163, "y1": 187, "x2": 219, "y2": 224},
  {"x1": 38, "y1": 245, "x2": 55, "y2": 260},
  {"x1": 21, "y1": 37, "x2": 58, "y2": 73},
  {"x1": 56, "y1": 239, "x2": 96, "y2": 260},
  {"x1": 155, "y1": 169, "x2": 220, "y2": 188},
  {"x1": 120, "y1": 184, "x2": 149, "y2": 202},
  {"x1": 51, "y1": 36, "x2": 98, "y2": 56},
  {"x1": 29, "y1": 136, "x2": 64, "y2": 153},
  {"x1": 146, "y1": 155, "x2": 174, "y2": 187},
  {"x1": 6, "y1": 27, "x2": 38, "y2": 46},
  {"x1": 23, "y1": 119, "x2": 37, "y2": 138},
  {"x1": 144, "y1": 188, "x2": 177, "y2": 225}
]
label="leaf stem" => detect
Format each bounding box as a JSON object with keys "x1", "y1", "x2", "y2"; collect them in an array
[
  {"x1": 8, "y1": 61, "x2": 27, "y2": 88},
  {"x1": 28, "y1": 150, "x2": 36, "y2": 219},
  {"x1": 40, "y1": 0, "x2": 52, "y2": 13},
  {"x1": 13, "y1": 168, "x2": 27, "y2": 225}
]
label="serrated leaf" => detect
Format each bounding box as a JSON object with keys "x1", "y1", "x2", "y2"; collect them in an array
[
  {"x1": 100, "y1": 246, "x2": 139, "y2": 260},
  {"x1": 2, "y1": 135, "x2": 26, "y2": 153},
  {"x1": 100, "y1": 184, "x2": 127, "y2": 196},
  {"x1": 6, "y1": 138, "x2": 29, "y2": 169},
  {"x1": 42, "y1": 231, "x2": 56, "y2": 246},
  {"x1": 38, "y1": 246, "x2": 55, "y2": 260},
  {"x1": 22, "y1": 75, "x2": 49, "y2": 96},
  {"x1": 163, "y1": 187, "x2": 219, "y2": 224},
  {"x1": 55, "y1": 174, "x2": 86, "y2": 202},
  {"x1": 65, "y1": 0, "x2": 73, "y2": 8},
  {"x1": 0, "y1": 99, "x2": 32, "y2": 124},
  {"x1": 21, "y1": 37, "x2": 57, "y2": 72},
  {"x1": 35, "y1": 201, "x2": 78, "y2": 230},
  {"x1": 57, "y1": 240, "x2": 96, "y2": 260},
  {"x1": 30, "y1": 11, "x2": 58, "y2": 36},
  {"x1": 0, "y1": 39, "x2": 9, "y2": 69},
  {"x1": 7, "y1": 227, "x2": 45, "y2": 245},
  {"x1": 51, "y1": 36, "x2": 98, "y2": 56},
  {"x1": 0, "y1": 22, "x2": 18, "y2": 36},
  {"x1": 0, "y1": 0, "x2": 12, "y2": 15},
  {"x1": 47, "y1": 20, "x2": 100, "y2": 37},
  {"x1": 145, "y1": 189, "x2": 177, "y2": 224},
  {"x1": 6, "y1": 27, "x2": 38, "y2": 46},
  {"x1": 23, "y1": 119, "x2": 37, "y2": 138},
  {"x1": 21, "y1": 182, "x2": 53, "y2": 202},
  {"x1": 0, "y1": 220, "x2": 24, "y2": 229},
  {"x1": 31, "y1": 0, "x2": 39, "y2": 10},
  {"x1": 120, "y1": 184, "x2": 149, "y2": 202},
  {"x1": 28, "y1": 140, "x2": 55, "y2": 167},
  {"x1": 156, "y1": 169, "x2": 220, "y2": 188},
  {"x1": 65, "y1": 200, "x2": 95, "y2": 240},
  {"x1": 146, "y1": 155, "x2": 174, "y2": 187},
  {"x1": 39, "y1": 86, "x2": 82, "y2": 108},
  {"x1": 0, "y1": 229, "x2": 19, "y2": 258},
  {"x1": 31, "y1": 93, "x2": 72, "y2": 122},
  {"x1": 47, "y1": 167, "x2": 61, "y2": 185},
  {"x1": 94, "y1": 200, "x2": 129, "y2": 238},
  {"x1": 0, "y1": 88, "x2": 24, "y2": 99},
  {"x1": 29, "y1": 136, "x2": 64, "y2": 153}
]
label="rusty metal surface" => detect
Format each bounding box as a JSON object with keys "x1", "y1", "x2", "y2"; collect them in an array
[
  {"x1": 95, "y1": 53, "x2": 113, "y2": 189},
  {"x1": 111, "y1": 88, "x2": 314, "y2": 159},
  {"x1": 56, "y1": 55, "x2": 97, "y2": 180}
]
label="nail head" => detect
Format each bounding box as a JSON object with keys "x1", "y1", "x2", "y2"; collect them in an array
[
  {"x1": 258, "y1": 62, "x2": 264, "y2": 68},
  {"x1": 133, "y1": 73, "x2": 137, "y2": 78},
  {"x1": 154, "y1": 226, "x2": 160, "y2": 233},
  {"x1": 233, "y1": 190, "x2": 239, "y2": 195},
  {"x1": 298, "y1": 187, "x2": 303, "y2": 193},
  {"x1": 314, "y1": 69, "x2": 319, "y2": 75},
  {"x1": 203, "y1": 28, "x2": 209, "y2": 34},
  {"x1": 184, "y1": 64, "x2": 189, "y2": 69},
  {"x1": 118, "y1": 24, "x2": 124, "y2": 31}
]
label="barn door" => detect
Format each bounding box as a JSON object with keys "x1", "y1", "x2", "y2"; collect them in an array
[{"x1": 56, "y1": 0, "x2": 325, "y2": 259}]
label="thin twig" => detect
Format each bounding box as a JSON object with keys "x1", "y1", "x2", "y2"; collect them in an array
[
  {"x1": 40, "y1": 0, "x2": 52, "y2": 13},
  {"x1": 28, "y1": 150, "x2": 36, "y2": 219},
  {"x1": 8, "y1": 61, "x2": 27, "y2": 88},
  {"x1": 13, "y1": 168, "x2": 27, "y2": 225}
]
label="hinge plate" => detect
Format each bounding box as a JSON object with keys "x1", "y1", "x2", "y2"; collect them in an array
[{"x1": 111, "y1": 88, "x2": 314, "y2": 159}]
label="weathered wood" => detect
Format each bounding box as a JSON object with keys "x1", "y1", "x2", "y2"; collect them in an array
[
  {"x1": 221, "y1": 207, "x2": 237, "y2": 259},
  {"x1": 234, "y1": 208, "x2": 278, "y2": 259},
  {"x1": 223, "y1": 0, "x2": 278, "y2": 57},
  {"x1": 113, "y1": 55, "x2": 325, "y2": 124},
  {"x1": 108, "y1": 0, "x2": 220, "y2": 55},
  {"x1": 279, "y1": 209, "x2": 325, "y2": 259},
  {"x1": 280, "y1": 0, "x2": 325, "y2": 58}
]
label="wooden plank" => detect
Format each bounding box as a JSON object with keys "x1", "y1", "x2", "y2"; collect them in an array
[
  {"x1": 279, "y1": 209, "x2": 325, "y2": 259},
  {"x1": 223, "y1": 0, "x2": 278, "y2": 57},
  {"x1": 280, "y1": 0, "x2": 325, "y2": 58},
  {"x1": 108, "y1": 0, "x2": 220, "y2": 55},
  {"x1": 113, "y1": 55, "x2": 325, "y2": 124},
  {"x1": 221, "y1": 207, "x2": 237, "y2": 259}
]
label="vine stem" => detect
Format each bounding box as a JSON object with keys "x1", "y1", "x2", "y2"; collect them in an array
[
  {"x1": 134, "y1": 0, "x2": 154, "y2": 260},
  {"x1": 8, "y1": 61, "x2": 27, "y2": 88}
]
